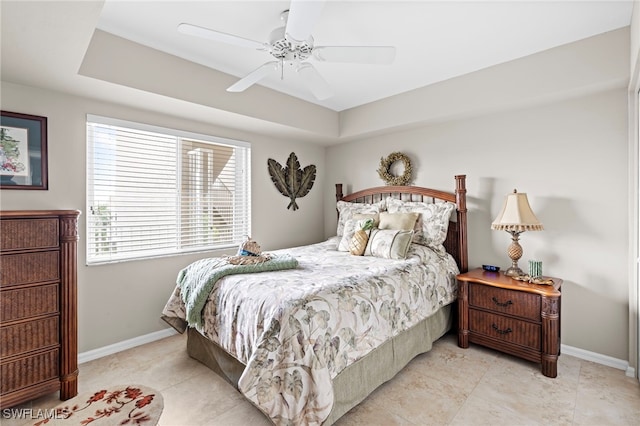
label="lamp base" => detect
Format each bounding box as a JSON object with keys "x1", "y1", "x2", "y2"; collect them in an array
[
  {"x1": 504, "y1": 230, "x2": 524, "y2": 277},
  {"x1": 505, "y1": 266, "x2": 524, "y2": 277}
]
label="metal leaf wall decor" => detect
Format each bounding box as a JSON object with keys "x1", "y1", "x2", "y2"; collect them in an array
[{"x1": 267, "y1": 152, "x2": 316, "y2": 211}]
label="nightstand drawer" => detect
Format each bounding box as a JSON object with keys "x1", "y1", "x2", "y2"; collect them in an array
[
  {"x1": 0, "y1": 251, "x2": 60, "y2": 287},
  {"x1": 1, "y1": 316, "x2": 60, "y2": 358},
  {"x1": 469, "y1": 283, "x2": 540, "y2": 321},
  {"x1": 469, "y1": 309, "x2": 541, "y2": 349}
]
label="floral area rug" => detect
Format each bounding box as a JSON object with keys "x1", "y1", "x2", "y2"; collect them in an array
[{"x1": 29, "y1": 385, "x2": 163, "y2": 426}]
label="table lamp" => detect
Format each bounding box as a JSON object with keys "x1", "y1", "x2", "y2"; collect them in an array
[{"x1": 491, "y1": 189, "x2": 543, "y2": 277}]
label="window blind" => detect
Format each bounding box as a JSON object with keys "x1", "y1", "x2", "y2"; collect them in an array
[{"x1": 86, "y1": 115, "x2": 251, "y2": 264}]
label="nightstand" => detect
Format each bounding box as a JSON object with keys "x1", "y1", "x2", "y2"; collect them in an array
[{"x1": 457, "y1": 268, "x2": 562, "y2": 378}]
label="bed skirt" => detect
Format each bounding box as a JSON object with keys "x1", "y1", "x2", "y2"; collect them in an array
[{"x1": 186, "y1": 303, "x2": 453, "y2": 425}]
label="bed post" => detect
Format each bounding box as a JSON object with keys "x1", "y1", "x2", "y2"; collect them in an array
[{"x1": 455, "y1": 175, "x2": 468, "y2": 273}]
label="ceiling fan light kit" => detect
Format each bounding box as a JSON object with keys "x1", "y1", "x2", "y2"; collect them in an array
[
  {"x1": 269, "y1": 19, "x2": 314, "y2": 62},
  {"x1": 178, "y1": 0, "x2": 396, "y2": 100}
]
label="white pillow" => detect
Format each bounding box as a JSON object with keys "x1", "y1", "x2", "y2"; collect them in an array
[
  {"x1": 386, "y1": 198, "x2": 455, "y2": 251},
  {"x1": 364, "y1": 229, "x2": 414, "y2": 260},
  {"x1": 336, "y1": 200, "x2": 385, "y2": 237}
]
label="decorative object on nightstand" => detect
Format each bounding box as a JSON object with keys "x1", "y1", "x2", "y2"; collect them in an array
[
  {"x1": 510, "y1": 259, "x2": 555, "y2": 285},
  {"x1": 457, "y1": 268, "x2": 562, "y2": 378},
  {"x1": 491, "y1": 189, "x2": 543, "y2": 277},
  {"x1": 528, "y1": 259, "x2": 542, "y2": 278}
]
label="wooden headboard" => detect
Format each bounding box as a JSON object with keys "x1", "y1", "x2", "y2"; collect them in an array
[{"x1": 335, "y1": 175, "x2": 468, "y2": 273}]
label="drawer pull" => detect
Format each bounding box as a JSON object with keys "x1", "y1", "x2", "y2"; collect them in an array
[
  {"x1": 491, "y1": 324, "x2": 512, "y2": 335},
  {"x1": 492, "y1": 297, "x2": 513, "y2": 307}
]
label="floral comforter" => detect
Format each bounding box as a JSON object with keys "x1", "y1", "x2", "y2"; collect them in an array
[{"x1": 162, "y1": 238, "x2": 459, "y2": 425}]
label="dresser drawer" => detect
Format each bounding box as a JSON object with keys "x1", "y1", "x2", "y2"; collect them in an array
[
  {"x1": 0, "y1": 349, "x2": 59, "y2": 394},
  {"x1": 0, "y1": 218, "x2": 59, "y2": 251},
  {"x1": 469, "y1": 283, "x2": 540, "y2": 321},
  {"x1": 0, "y1": 251, "x2": 60, "y2": 287},
  {"x1": 0, "y1": 284, "x2": 59, "y2": 322},
  {"x1": 469, "y1": 309, "x2": 541, "y2": 349},
  {"x1": 1, "y1": 316, "x2": 59, "y2": 358}
]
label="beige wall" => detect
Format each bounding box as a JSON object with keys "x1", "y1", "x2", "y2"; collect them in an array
[
  {"x1": 325, "y1": 25, "x2": 631, "y2": 361},
  {"x1": 327, "y1": 89, "x2": 629, "y2": 360},
  {"x1": 0, "y1": 82, "x2": 326, "y2": 352}
]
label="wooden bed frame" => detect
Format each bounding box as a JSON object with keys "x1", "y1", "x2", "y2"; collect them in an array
[
  {"x1": 336, "y1": 174, "x2": 468, "y2": 273},
  {"x1": 185, "y1": 175, "x2": 469, "y2": 425}
]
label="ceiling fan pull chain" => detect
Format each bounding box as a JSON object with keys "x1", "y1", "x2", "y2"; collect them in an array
[{"x1": 281, "y1": 59, "x2": 284, "y2": 80}]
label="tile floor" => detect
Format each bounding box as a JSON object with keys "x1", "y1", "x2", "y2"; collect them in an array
[{"x1": 3, "y1": 332, "x2": 639, "y2": 425}]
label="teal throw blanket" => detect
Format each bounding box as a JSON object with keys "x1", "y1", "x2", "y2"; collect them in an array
[{"x1": 178, "y1": 254, "x2": 298, "y2": 328}]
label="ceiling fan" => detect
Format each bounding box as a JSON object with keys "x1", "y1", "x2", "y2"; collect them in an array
[{"x1": 177, "y1": 0, "x2": 396, "y2": 100}]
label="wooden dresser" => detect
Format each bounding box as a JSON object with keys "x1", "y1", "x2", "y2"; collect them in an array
[
  {"x1": 457, "y1": 268, "x2": 562, "y2": 377},
  {"x1": 0, "y1": 210, "x2": 80, "y2": 408}
]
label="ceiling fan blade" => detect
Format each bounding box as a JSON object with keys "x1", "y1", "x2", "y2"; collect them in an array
[
  {"x1": 297, "y1": 63, "x2": 332, "y2": 100},
  {"x1": 312, "y1": 46, "x2": 396, "y2": 64},
  {"x1": 227, "y1": 61, "x2": 280, "y2": 92},
  {"x1": 178, "y1": 23, "x2": 267, "y2": 51},
  {"x1": 285, "y1": 0, "x2": 326, "y2": 43}
]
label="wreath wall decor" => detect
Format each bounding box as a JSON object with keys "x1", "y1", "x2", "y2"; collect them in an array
[{"x1": 377, "y1": 152, "x2": 412, "y2": 186}]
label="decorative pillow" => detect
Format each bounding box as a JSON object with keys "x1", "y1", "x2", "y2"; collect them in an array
[
  {"x1": 338, "y1": 219, "x2": 360, "y2": 251},
  {"x1": 353, "y1": 213, "x2": 380, "y2": 228},
  {"x1": 386, "y1": 198, "x2": 456, "y2": 250},
  {"x1": 378, "y1": 212, "x2": 419, "y2": 231},
  {"x1": 348, "y1": 228, "x2": 370, "y2": 256},
  {"x1": 364, "y1": 229, "x2": 414, "y2": 260},
  {"x1": 336, "y1": 200, "x2": 385, "y2": 237}
]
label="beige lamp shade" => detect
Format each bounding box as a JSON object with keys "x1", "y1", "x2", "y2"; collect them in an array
[{"x1": 491, "y1": 189, "x2": 543, "y2": 232}]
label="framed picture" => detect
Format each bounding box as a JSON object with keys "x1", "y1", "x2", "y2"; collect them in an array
[{"x1": 1, "y1": 110, "x2": 48, "y2": 190}]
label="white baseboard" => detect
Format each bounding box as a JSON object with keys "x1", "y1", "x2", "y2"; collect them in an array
[
  {"x1": 561, "y1": 344, "x2": 636, "y2": 378},
  {"x1": 78, "y1": 330, "x2": 637, "y2": 379},
  {"x1": 78, "y1": 328, "x2": 178, "y2": 364}
]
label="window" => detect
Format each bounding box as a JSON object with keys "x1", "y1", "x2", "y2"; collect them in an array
[{"x1": 86, "y1": 115, "x2": 251, "y2": 264}]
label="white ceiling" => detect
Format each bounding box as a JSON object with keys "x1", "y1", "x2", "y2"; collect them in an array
[
  {"x1": 96, "y1": 0, "x2": 634, "y2": 112},
  {"x1": 0, "y1": 1, "x2": 634, "y2": 145}
]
